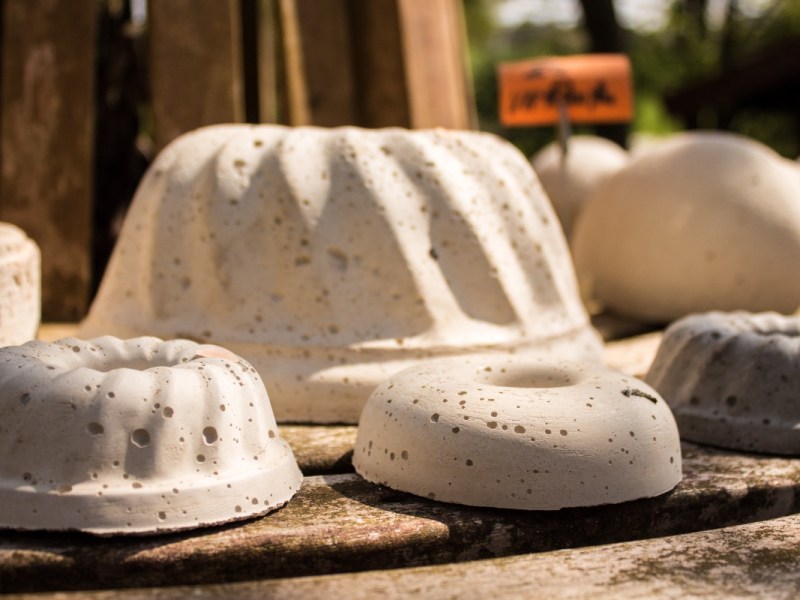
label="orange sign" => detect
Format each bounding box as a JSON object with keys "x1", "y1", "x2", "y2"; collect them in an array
[{"x1": 498, "y1": 54, "x2": 633, "y2": 127}]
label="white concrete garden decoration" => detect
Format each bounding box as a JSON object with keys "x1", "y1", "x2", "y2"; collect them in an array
[
  {"x1": 80, "y1": 125, "x2": 601, "y2": 423},
  {"x1": 531, "y1": 135, "x2": 628, "y2": 239},
  {"x1": 0, "y1": 336, "x2": 302, "y2": 535},
  {"x1": 647, "y1": 311, "x2": 800, "y2": 455},
  {"x1": 0, "y1": 222, "x2": 40, "y2": 346},
  {"x1": 572, "y1": 132, "x2": 800, "y2": 322},
  {"x1": 354, "y1": 356, "x2": 682, "y2": 509}
]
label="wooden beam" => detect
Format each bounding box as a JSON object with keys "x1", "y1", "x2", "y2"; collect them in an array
[
  {"x1": 350, "y1": 0, "x2": 412, "y2": 128},
  {"x1": 349, "y1": 0, "x2": 475, "y2": 130},
  {"x1": 291, "y1": 0, "x2": 358, "y2": 126},
  {"x1": 396, "y1": 0, "x2": 476, "y2": 129},
  {"x1": 148, "y1": 0, "x2": 245, "y2": 151},
  {"x1": 276, "y1": 0, "x2": 310, "y2": 125},
  {"x1": 0, "y1": 0, "x2": 96, "y2": 321}
]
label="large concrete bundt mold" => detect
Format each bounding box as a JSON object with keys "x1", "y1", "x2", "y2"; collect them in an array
[
  {"x1": 646, "y1": 311, "x2": 800, "y2": 455},
  {"x1": 80, "y1": 125, "x2": 601, "y2": 423},
  {"x1": 0, "y1": 222, "x2": 40, "y2": 346},
  {"x1": 572, "y1": 131, "x2": 800, "y2": 322},
  {"x1": 0, "y1": 336, "x2": 302, "y2": 535},
  {"x1": 531, "y1": 135, "x2": 628, "y2": 239},
  {"x1": 354, "y1": 356, "x2": 682, "y2": 509}
]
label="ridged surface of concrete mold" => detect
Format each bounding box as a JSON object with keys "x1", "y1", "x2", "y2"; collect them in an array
[
  {"x1": 0, "y1": 336, "x2": 302, "y2": 535},
  {"x1": 646, "y1": 311, "x2": 800, "y2": 454},
  {"x1": 80, "y1": 125, "x2": 601, "y2": 423}
]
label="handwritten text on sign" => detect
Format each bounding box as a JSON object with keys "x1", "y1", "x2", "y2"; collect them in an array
[{"x1": 498, "y1": 54, "x2": 633, "y2": 126}]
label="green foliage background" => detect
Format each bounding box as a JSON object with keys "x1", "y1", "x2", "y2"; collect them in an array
[{"x1": 464, "y1": 0, "x2": 800, "y2": 158}]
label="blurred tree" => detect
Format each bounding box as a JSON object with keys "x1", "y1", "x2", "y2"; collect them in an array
[
  {"x1": 464, "y1": 0, "x2": 800, "y2": 158},
  {"x1": 577, "y1": 0, "x2": 628, "y2": 146}
]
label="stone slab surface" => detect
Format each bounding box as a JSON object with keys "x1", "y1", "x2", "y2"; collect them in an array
[
  {"x1": 24, "y1": 512, "x2": 797, "y2": 600},
  {"x1": 1, "y1": 442, "x2": 799, "y2": 593}
]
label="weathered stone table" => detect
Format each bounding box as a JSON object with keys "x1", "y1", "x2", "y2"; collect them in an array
[{"x1": 2, "y1": 326, "x2": 798, "y2": 596}]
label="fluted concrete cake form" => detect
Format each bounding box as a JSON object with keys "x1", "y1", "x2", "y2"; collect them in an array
[
  {"x1": 0, "y1": 336, "x2": 302, "y2": 535},
  {"x1": 80, "y1": 125, "x2": 601, "y2": 423},
  {"x1": 646, "y1": 311, "x2": 800, "y2": 454}
]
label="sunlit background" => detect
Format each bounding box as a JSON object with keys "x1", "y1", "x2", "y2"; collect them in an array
[{"x1": 465, "y1": 0, "x2": 800, "y2": 157}]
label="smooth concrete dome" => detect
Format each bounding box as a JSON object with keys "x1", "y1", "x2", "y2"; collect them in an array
[
  {"x1": 572, "y1": 131, "x2": 800, "y2": 322},
  {"x1": 81, "y1": 125, "x2": 601, "y2": 423},
  {"x1": 531, "y1": 135, "x2": 628, "y2": 239},
  {"x1": 646, "y1": 311, "x2": 800, "y2": 455},
  {"x1": 0, "y1": 336, "x2": 302, "y2": 535}
]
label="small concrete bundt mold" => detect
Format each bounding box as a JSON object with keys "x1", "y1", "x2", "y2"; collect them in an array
[
  {"x1": 572, "y1": 131, "x2": 800, "y2": 322},
  {"x1": 646, "y1": 311, "x2": 800, "y2": 454},
  {"x1": 531, "y1": 135, "x2": 628, "y2": 239},
  {"x1": 354, "y1": 356, "x2": 682, "y2": 509},
  {"x1": 0, "y1": 336, "x2": 302, "y2": 535},
  {"x1": 0, "y1": 223, "x2": 40, "y2": 346},
  {"x1": 80, "y1": 125, "x2": 602, "y2": 423}
]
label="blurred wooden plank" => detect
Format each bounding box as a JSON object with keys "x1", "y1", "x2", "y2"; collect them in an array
[
  {"x1": 0, "y1": 0, "x2": 96, "y2": 321},
  {"x1": 148, "y1": 0, "x2": 244, "y2": 151},
  {"x1": 291, "y1": 0, "x2": 357, "y2": 126},
  {"x1": 397, "y1": 0, "x2": 476, "y2": 129},
  {"x1": 3, "y1": 442, "x2": 800, "y2": 593},
  {"x1": 350, "y1": 0, "x2": 410, "y2": 127},
  {"x1": 50, "y1": 513, "x2": 800, "y2": 599},
  {"x1": 276, "y1": 0, "x2": 310, "y2": 125},
  {"x1": 256, "y1": 0, "x2": 280, "y2": 123},
  {"x1": 349, "y1": 0, "x2": 476, "y2": 129}
]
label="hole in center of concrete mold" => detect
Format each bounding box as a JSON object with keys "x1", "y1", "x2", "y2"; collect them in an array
[{"x1": 484, "y1": 366, "x2": 576, "y2": 389}]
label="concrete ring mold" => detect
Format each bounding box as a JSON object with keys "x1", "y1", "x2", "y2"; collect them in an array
[
  {"x1": 0, "y1": 336, "x2": 302, "y2": 535},
  {"x1": 354, "y1": 355, "x2": 682, "y2": 509}
]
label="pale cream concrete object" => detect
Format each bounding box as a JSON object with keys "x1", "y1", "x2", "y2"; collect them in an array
[
  {"x1": 0, "y1": 336, "x2": 302, "y2": 535},
  {"x1": 354, "y1": 355, "x2": 682, "y2": 509},
  {"x1": 646, "y1": 311, "x2": 800, "y2": 455},
  {"x1": 531, "y1": 135, "x2": 628, "y2": 239},
  {"x1": 572, "y1": 131, "x2": 800, "y2": 322},
  {"x1": 0, "y1": 223, "x2": 40, "y2": 346},
  {"x1": 80, "y1": 125, "x2": 602, "y2": 423},
  {"x1": 628, "y1": 132, "x2": 672, "y2": 158}
]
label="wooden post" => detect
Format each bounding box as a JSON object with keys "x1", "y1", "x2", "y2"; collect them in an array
[
  {"x1": 350, "y1": 0, "x2": 476, "y2": 129},
  {"x1": 279, "y1": 0, "x2": 475, "y2": 129},
  {"x1": 350, "y1": 0, "x2": 412, "y2": 128},
  {"x1": 396, "y1": 0, "x2": 477, "y2": 129},
  {"x1": 277, "y1": 0, "x2": 311, "y2": 125},
  {"x1": 148, "y1": 0, "x2": 245, "y2": 151},
  {"x1": 290, "y1": 0, "x2": 358, "y2": 126},
  {"x1": 0, "y1": 0, "x2": 97, "y2": 321}
]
